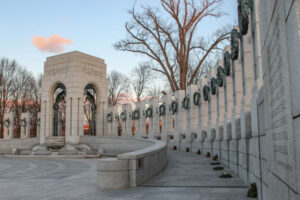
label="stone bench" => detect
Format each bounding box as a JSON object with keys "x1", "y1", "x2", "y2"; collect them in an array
[{"x1": 97, "y1": 139, "x2": 167, "y2": 189}]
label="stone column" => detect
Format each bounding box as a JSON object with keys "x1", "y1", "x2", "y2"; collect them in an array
[
  {"x1": 194, "y1": 80, "x2": 203, "y2": 152},
  {"x1": 112, "y1": 106, "x2": 120, "y2": 136},
  {"x1": 210, "y1": 68, "x2": 218, "y2": 156},
  {"x1": 216, "y1": 59, "x2": 225, "y2": 141},
  {"x1": 121, "y1": 104, "x2": 133, "y2": 137},
  {"x1": 135, "y1": 101, "x2": 146, "y2": 138},
  {"x1": 97, "y1": 99, "x2": 107, "y2": 137},
  {"x1": 4, "y1": 113, "x2": 13, "y2": 139},
  {"x1": 65, "y1": 97, "x2": 72, "y2": 143},
  {"x1": 78, "y1": 97, "x2": 84, "y2": 137},
  {"x1": 182, "y1": 84, "x2": 198, "y2": 151},
  {"x1": 106, "y1": 105, "x2": 119, "y2": 136},
  {"x1": 217, "y1": 60, "x2": 226, "y2": 160},
  {"x1": 36, "y1": 113, "x2": 40, "y2": 138},
  {"x1": 200, "y1": 78, "x2": 209, "y2": 151},
  {"x1": 106, "y1": 107, "x2": 114, "y2": 136},
  {"x1": 68, "y1": 96, "x2": 80, "y2": 144},
  {"x1": 148, "y1": 98, "x2": 160, "y2": 139},
  {"x1": 222, "y1": 46, "x2": 233, "y2": 167},
  {"x1": 240, "y1": 27, "x2": 255, "y2": 139},
  {"x1": 161, "y1": 95, "x2": 173, "y2": 142},
  {"x1": 204, "y1": 75, "x2": 213, "y2": 154},
  {"x1": 232, "y1": 46, "x2": 243, "y2": 140},
  {"x1": 224, "y1": 46, "x2": 233, "y2": 141},
  {"x1": 171, "y1": 90, "x2": 185, "y2": 149},
  {"x1": 20, "y1": 112, "x2": 31, "y2": 139}
]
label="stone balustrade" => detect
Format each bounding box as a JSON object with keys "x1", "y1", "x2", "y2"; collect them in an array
[{"x1": 97, "y1": 139, "x2": 167, "y2": 189}]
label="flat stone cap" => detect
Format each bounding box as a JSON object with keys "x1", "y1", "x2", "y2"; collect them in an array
[{"x1": 97, "y1": 158, "x2": 128, "y2": 171}]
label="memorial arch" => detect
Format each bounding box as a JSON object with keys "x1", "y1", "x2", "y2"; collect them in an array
[{"x1": 40, "y1": 51, "x2": 108, "y2": 145}]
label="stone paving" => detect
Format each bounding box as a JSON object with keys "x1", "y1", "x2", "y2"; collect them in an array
[{"x1": 0, "y1": 151, "x2": 253, "y2": 200}]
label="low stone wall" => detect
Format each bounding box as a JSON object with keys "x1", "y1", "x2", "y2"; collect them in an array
[
  {"x1": 97, "y1": 139, "x2": 167, "y2": 189},
  {"x1": 80, "y1": 136, "x2": 154, "y2": 155},
  {"x1": 0, "y1": 138, "x2": 39, "y2": 154}
]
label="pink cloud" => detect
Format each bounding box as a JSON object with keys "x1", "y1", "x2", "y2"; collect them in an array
[{"x1": 32, "y1": 34, "x2": 73, "y2": 53}]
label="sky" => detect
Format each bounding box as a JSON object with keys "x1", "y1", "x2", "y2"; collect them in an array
[{"x1": 0, "y1": 0, "x2": 237, "y2": 78}]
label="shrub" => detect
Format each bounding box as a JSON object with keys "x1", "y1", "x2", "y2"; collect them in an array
[
  {"x1": 213, "y1": 166, "x2": 224, "y2": 171},
  {"x1": 247, "y1": 183, "x2": 258, "y2": 198}
]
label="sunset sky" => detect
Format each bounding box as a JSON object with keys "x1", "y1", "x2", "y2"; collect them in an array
[{"x1": 0, "y1": 0, "x2": 237, "y2": 77}]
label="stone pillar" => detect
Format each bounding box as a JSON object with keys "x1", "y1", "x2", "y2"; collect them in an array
[
  {"x1": 224, "y1": 46, "x2": 233, "y2": 141},
  {"x1": 106, "y1": 107, "x2": 114, "y2": 136},
  {"x1": 240, "y1": 27, "x2": 255, "y2": 139},
  {"x1": 36, "y1": 113, "x2": 40, "y2": 138},
  {"x1": 216, "y1": 60, "x2": 226, "y2": 160},
  {"x1": 148, "y1": 98, "x2": 160, "y2": 139},
  {"x1": 217, "y1": 59, "x2": 225, "y2": 141},
  {"x1": 172, "y1": 90, "x2": 185, "y2": 149},
  {"x1": 232, "y1": 43, "x2": 243, "y2": 140},
  {"x1": 161, "y1": 95, "x2": 173, "y2": 142},
  {"x1": 135, "y1": 101, "x2": 146, "y2": 138},
  {"x1": 65, "y1": 97, "x2": 72, "y2": 142},
  {"x1": 20, "y1": 112, "x2": 31, "y2": 139},
  {"x1": 4, "y1": 113, "x2": 13, "y2": 139},
  {"x1": 121, "y1": 104, "x2": 133, "y2": 137},
  {"x1": 200, "y1": 78, "x2": 210, "y2": 154},
  {"x1": 182, "y1": 84, "x2": 197, "y2": 151},
  {"x1": 210, "y1": 67, "x2": 219, "y2": 156},
  {"x1": 203, "y1": 74, "x2": 213, "y2": 154},
  {"x1": 193, "y1": 80, "x2": 203, "y2": 152},
  {"x1": 68, "y1": 96, "x2": 80, "y2": 144},
  {"x1": 97, "y1": 99, "x2": 107, "y2": 137},
  {"x1": 199, "y1": 78, "x2": 208, "y2": 139},
  {"x1": 78, "y1": 97, "x2": 84, "y2": 137},
  {"x1": 209, "y1": 69, "x2": 217, "y2": 141},
  {"x1": 106, "y1": 105, "x2": 119, "y2": 136},
  {"x1": 112, "y1": 106, "x2": 120, "y2": 136},
  {"x1": 222, "y1": 46, "x2": 233, "y2": 167}
]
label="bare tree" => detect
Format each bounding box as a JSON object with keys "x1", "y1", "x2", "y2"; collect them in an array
[
  {"x1": 115, "y1": 0, "x2": 230, "y2": 91},
  {"x1": 9, "y1": 67, "x2": 37, "y2": 137},
  {"x1": 108, "y1": 71, "x2": 130, "y2": 106},
  {"x1": 147, "y1": 84, "x2": 163, "y2": 99},
  {"x1": 0, "y1": 58, "x2": 40, "y2": 138},
  {"x1": 131, "y1": 62, "x2": 153, "y2": 102},
  {"x1": 0, "y1": 58, "x2": 18, "y2": 138}
]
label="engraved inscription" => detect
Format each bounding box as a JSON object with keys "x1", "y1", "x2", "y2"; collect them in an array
[
  {"x1": 83, "y1": 67, "x2": 103, "y2": 77},
  {"x1": 45, "y1": 66, "x2": 70, "y2": 76}
]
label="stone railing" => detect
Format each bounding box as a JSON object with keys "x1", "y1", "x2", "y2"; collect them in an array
[
  {"x1": 0, "y1": 138, "x2": 39, "y2": 154},
  {"x1": 80, "y1": 136, "x2": 154, "y2": 155},
  {"x1": 97, "y1": 139, "x2": 167, "y2": 189}
]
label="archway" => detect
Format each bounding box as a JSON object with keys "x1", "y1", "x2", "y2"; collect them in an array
[
  {"x1": 52, "y1": 83, "x2": 66, "y2": 137},
  {"x1": 83, "y1": 84, "x2": 97, "y2": 136}
]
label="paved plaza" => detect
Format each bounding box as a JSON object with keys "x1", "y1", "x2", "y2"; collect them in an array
[{"x1": 0, "y1": 151, "x2": 251, "y2": 200}]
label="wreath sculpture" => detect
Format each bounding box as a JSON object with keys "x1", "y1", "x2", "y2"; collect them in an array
[
  {"x1": 210, "y1": 78, "x2": 218, "y2": 95},
  {"x1": 224, "y1": 51, "x2": 231, "y2": 76},
  {"x1": 193, "y1": 92, "x2": 201, "y2": 106},
  {"x1": 231, "y1": 28, "x2": 240, "y2": 60},
  {"x1": 20, "y1": 118, "x2": 27, "y2": 127},
  {"x1": 4, "y1": 119, "x2": 10, "y2": 127},
  {"x1": 238, "y1": 0, "x2": 250, "y2": 36},
  {"x1": 159, "y1": 104, "x2": 166, "y2": 116},
  {"x1": 203, "y1": 85, "x2": 210, "y2": 101},
  {"x1": 217, "y1": 66, "x2": 225, "y2": 87},
  {"x1": 182, "y1": 96, "x2": 190, "y2": 110},
  {"x1": 171, "y1": 101, "x2": 178, "y2": 114},
  {"x1": 120, "y1": 112, "x2": 126, "y2": 121},
  {"x1": 133, "y1": 110, "x2": 140, "y2": 120},
  {"x1": 106, "y1": 113, "x2": 113, "y2": 123},
  {"x1": 146, "y1": 107, "x2": 153, "y2": 118}
]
